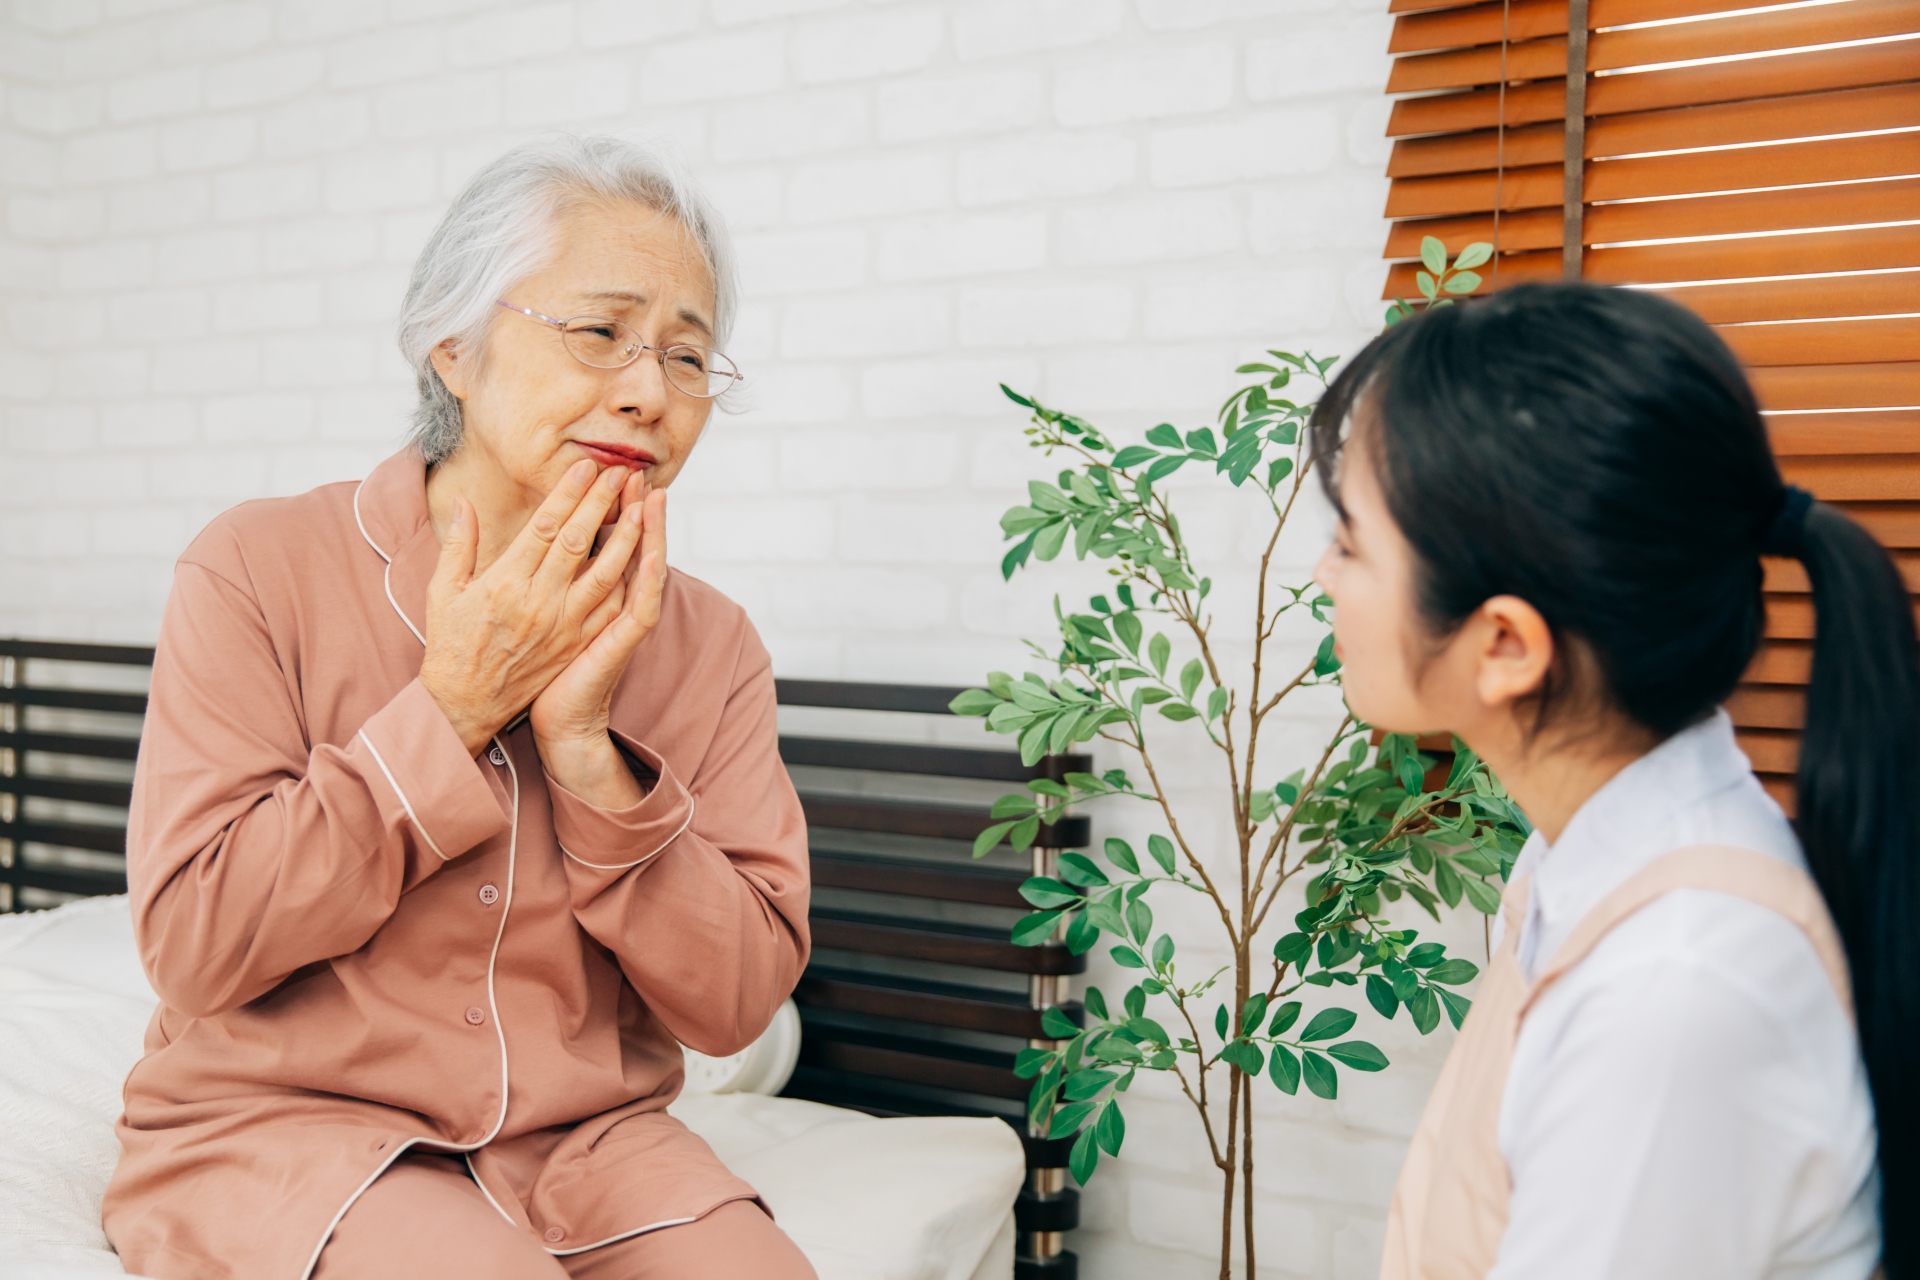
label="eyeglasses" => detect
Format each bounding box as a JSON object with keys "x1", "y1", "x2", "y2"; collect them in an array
[{"x1": 495, "y1": 300, "x2": 744, "y2": 398}]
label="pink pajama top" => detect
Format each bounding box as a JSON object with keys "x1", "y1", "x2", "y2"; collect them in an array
[{"x1": 101, "y1": 448, "x2": 812, "y2": 1280}]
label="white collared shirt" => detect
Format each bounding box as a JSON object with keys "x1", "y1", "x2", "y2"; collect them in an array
[{"x1": 1487, "y1": 711, "x2": 1880, "y2": 1279}]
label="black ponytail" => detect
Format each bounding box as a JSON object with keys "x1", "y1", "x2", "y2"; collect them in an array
[{"x1": 1309, "y1": 283, "x2": 1917, "y2": 1273}]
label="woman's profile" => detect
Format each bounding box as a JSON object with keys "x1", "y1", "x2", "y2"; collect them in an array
[
  {"x1": 101, "y1": 136, "x2": 816, "y2": 1279},
  {"x1": 1309, "y1": 284, "x2": 1907, "y2": 1279}
]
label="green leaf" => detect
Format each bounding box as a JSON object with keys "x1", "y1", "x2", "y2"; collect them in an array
[
  {"x1": 1124, "y1": 896, "x2": 1152, "y2": 944},
  {"x1": 1453, "y1": 241, "x2": 1493, "y2": 269},
  {"x1": 1012, "y1": 911, "x2": 1063, "y2": 946},
  {"x1": 1050, "y1": 1100, "x2": 1097, "y2": 1137},
  {"x1": 1443, "y1": 270, "x2": 1482, "y2": 295},
  {"x1": 1416, "y1": 270, "x2": 1438, "y2": 300},
  {"x1": 1058, "y1": 852, "x2": 1110, "y2": 886},
  {"x1": 1033, "y1": 520, "x2": 1070, "y2": 562},
  {"x1": 1064, "y1": 1067, "x2": 1117, "y2": 1101},
  {"x1": 1151, "y1": 933, "x2": 1175, "y2": 969},
  {"x1": 1183, "y1": 427, "x2": 1218, "y2": 458},
  {"x1": 1366, "y1": 974, "x2": 1399, "y2": 1019},
  {"x1": 991, "y1": 794, "x2": 1039, "y2": 818},
  {"x1": 1159, "y1": 702, "x2": 1198, "y2": 722},
  {"x1": 1300, "y1": 1008, "x2": 1357, "y2": 1042},
  {"x1": 1014, "y1": 1047, "x2": 1053, "y2": 1078},
  {"x1": 1126, "y1": 1015, "x2": 1169, "y2": 1045},
  {"x1": 949, "y1": 688, "x2": 1002, "y2": 716},
  {"x1": 1302, "y1": 1050, "x2": 1338, "y2": 1099},
  {"x1": 1009, "y1": 815, "x2": 1042, "y2": 850},
  {"x1": 1000, "y1": 530, "x2": 1038, "y2": 579},
  {"x1": 1112, "y1": 611, "x2": 1142, "y2": 655},
  {"x1": 1109, "y1": 446, "x2": 1158, "y2": 468},
  {"x1": 1214, "y1": 1004, "x2": 1229, "y2": 1039},
  {"x1": 1083, "y1": 986, "x2": 1109, "y2": 1020},
  {"x1": 1069, "y1": 1124, "x2": 1100, "y2": 1182},
  {"x1": 1424, "y1": 958, "x2": 1480, "y2": 986},
  {"x1": 1407, "y1": 986, "x2": 1441, "y2": 1035},
  {"x1": 1095, "y1": 1099, "x2": 1126, "y2": 1156},
  {"x1": 1205, "y1": 687, "x2": 1228, "y2": 723},
  {"x1": 1268, "y1": 1044, "x2": 1301, "y2": 1094},
  {"x1": 1439, "y1": 988, "x2": 1473, "y2": 1029},
  {"x1": 1148, "y1": 633, "x2": 1171, "y2": 677},
  {"x1": 1406, "y1": 943, "x2": 1446, "y2": 969},
  {"x1": 1147, "y1": 835, "x2": 1176, "y2": 874},
  {"x1": 1328, "y1": 1040, "x2": 1389, "y2": 1072},
  {"x1": 973, "y1": 819, "x2": 1018, "y2": 858},
  {"x1": 1103, "y1": 838, "x2": 1140, "y2": 874},
  {"x1": 1240, "y1": 994, "x2": 1269, "y2": 1033},
  {"x1": 1220, "y1": 1039, "x2": 1265, "y2": 1075},
  {"x1": 1111, "y1": 945, "x2": 1146, "y2": 969},
  {"x1": 1144, "y1": 423, "x2": 1183, "y2": 448},
  {"x1": 1273, "y1": 933, "x2": 1311, "y2": 966},
  {"x1": 1065, "y1": 910, "x2": 1099, "y2": 954},
  {"x1": 1123, "y1": 986, "x2": 1146, "y2": 1019},
  {"x1": 1267, "y1": 456, "x2": 1294, "y2": 490},
  {"x1": 1002, "y1": 384, "x2": 1036, "y2": 407},
  {"x1": 1420, "y1": 235, "x2": 1447, "y2": 276},
  {"x1": 1144, "y1": 454, "x2": 1187, "y2": 482},
  {"x1": 1434, "y1": 859, "x2": 1464, "y2": 908},
  {"x1": 1020, "y1": 876, "x2": 1081, "y2": 909},
  {"x1": 1267, "y1": 1001, "x2": 1301, "y2": 1035},
  {"x1": 1042, "y1": 1006, "x2": 1081, "y2": 1039},
  {"x1": 1179, "y1": 659, "x2": 1203, "y2": 702},
  {"x1": 1460, "y1": 875, "x2": 1503, "y2": 915},
  {"x1": 1313, "y1": 632, "x2": 1341, "y2": 676}
]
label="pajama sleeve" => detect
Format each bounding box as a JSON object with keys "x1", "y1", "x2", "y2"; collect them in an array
[
  {"x1": 128, "y1": 559, "x2": 508, "y2": 1019},
  {"x1": 544, "y1": 624, "x2": 811, "y2": 1057}
]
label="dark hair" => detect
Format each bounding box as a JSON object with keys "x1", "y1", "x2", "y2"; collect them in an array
[{"x1": 1310, "y1": 283, "x2": 1916, "y2": 1274}]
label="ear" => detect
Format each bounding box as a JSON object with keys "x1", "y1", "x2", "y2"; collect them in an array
[
  {"x1": 429, "y1": 339, "x2": 471, "y2": 401},
  {"x1": 1468, "y1": 594, "x2": 1555, "y2": 711}
]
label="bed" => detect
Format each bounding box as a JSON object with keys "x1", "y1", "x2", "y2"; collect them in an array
[{"x1": 0, "y1": 894, "x2": 1024, "y2": 1280}]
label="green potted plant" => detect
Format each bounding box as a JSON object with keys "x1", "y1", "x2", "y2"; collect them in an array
[{"x1": 951, "y1": 241, "x2": 1520, "y2": 1278}]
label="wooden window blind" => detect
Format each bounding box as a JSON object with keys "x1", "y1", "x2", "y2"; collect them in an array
[{"x1": 1379, "y1": 0, "x2": 1920, "y2": 811}]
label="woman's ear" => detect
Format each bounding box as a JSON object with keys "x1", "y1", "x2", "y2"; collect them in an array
[
  {"x1": 430, "y1": 340, "x2": 470, "y2": 400},
  {"x1": 1469, "y1": 594, "x2": 1555, "y2": 711}
]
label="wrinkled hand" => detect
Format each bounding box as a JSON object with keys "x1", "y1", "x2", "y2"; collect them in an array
[
  {"x1": 419, "y1": 459, "x2": 643, "y2": 756},
  {"x1": 528, "y1": 480, "x2": 668, "y2": 764}
]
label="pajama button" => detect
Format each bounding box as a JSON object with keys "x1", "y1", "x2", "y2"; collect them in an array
[
  {"x1": 488, "y1": 745, "x2": 507, "y2": 766},
  {"x1": 544, "y1": 1228, "x2": 565, "y2": 1244},
  {"x1": 464, "y1": 1006, "x2": 486, "y2": 1026},
  {"x1": 478, "y1": 883, "x2": 499, "y2": 906}
]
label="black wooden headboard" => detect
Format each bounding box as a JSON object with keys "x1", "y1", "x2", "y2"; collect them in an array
[{"x1": 0, "y1": 641, "x2": 1086, "y2": 1279}]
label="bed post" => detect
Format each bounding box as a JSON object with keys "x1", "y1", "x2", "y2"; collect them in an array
[{"x1": 1018, "y1": 801, "x2": 1080, "y2": 1279}]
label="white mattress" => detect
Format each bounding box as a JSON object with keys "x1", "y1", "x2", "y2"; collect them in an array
[{"x1": 0, "y1": 897, "x2": 1022, "y2": 1280}]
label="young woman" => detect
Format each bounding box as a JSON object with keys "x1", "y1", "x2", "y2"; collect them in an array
[{"x1": 1309, "y1": 283, "x2": 1908, "y2": 1280}]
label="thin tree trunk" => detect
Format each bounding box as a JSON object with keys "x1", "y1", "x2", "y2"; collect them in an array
[
  {"x1": 1220, "y1": 1061, "x2": 1240, "y2": 1280},
  {"x1": 1242, "y1": 1069, "x2": 1256, "y2": 1278}
]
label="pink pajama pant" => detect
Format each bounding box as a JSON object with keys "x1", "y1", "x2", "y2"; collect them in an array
[{"x1": 313, "y1": 1153, "x2": 817, "y2": 1279}]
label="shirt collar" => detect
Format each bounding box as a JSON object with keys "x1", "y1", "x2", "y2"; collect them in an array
[
  {"x1": 1517, "y1": 709, "x2": 1757, "y2": 971},
  {"x1": 351, "y1": 447, "x2": 437, "y2": 646}
]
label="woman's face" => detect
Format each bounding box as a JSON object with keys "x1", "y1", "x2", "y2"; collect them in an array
[{"x1": 433, "y1": 198, "x2": 719, "y2": 500}]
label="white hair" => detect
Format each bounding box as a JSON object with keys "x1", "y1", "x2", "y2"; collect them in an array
[{"x1": 396, "y1": 134, "x2": 739, "y2": 464}]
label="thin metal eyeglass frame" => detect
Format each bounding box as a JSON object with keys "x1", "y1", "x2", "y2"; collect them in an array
[{"x1": 493, "y1": 300, "x2": 743, "y2": 397}]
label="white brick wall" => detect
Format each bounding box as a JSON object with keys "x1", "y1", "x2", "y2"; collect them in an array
[{"x1": 0, "y1": 3, "x2": 1440, "y2": 1276}]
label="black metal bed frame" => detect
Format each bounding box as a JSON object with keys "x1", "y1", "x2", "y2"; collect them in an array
[{"x1": 0, "y1": 639, "x2": 1085, "y2": 1279}]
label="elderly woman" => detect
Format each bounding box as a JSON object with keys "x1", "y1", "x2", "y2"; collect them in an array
[{"x1": 100, "y1": 137, "x2": 814, "y2": 1280}]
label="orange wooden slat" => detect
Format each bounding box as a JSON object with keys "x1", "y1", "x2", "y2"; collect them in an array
[
  {"x1": 1751, "y1": 361, "x2": 1920, "y2": 410},
  {"x1": 1587, "y1": 81, "x2": 1920, "y2": 161},
  {"x1": 1386, "y1": 83, "x2": 1920, "y2": 178},
  {"x1": 1766, "y1": 595, "x2": 1816, "y2": 638},
  {"x1": 1389, "y1": 0, "x2": 1481, "y2": 14},
  {"x1": 1767, "y1": 408, "x2": 1920, "y2": 456},
  {"x1": 1390, "y1": 1, "x2": 1919, "y2": 95},
  {"x1": 1383, "y1": 248, "x2": 1563, "y2": 296},
  {"x1": 1723, "y1": 315, "x2": 1920, "y2": 367},
  {"x1": 1386, "y1": 177, "x2": 1920, "y2": 257},
  {"x1": 1727, "y1": 683, "x2": 1807, "y2": 729},
  {"x1": 1736, "y1": 728, "x2": 1800, "y2": 773},
  {"x1": 1779, "y1": 453, "x2": 1920, "y2": 500},
  {"x1": 1757, "y1": 772, "x2": 1796, "y2": 812},
  {"x1": 1748, "y1": 639, "x2": 1813, "y2": 683},
  {"x1": 1387, "y1": 39, "x2": 1920, "y2": 135},
  {"x1": 1585, "y1": 131, "x2": 1920, "y2": 203},
  {"x1": 1384, "y1": 208, "x2": 1567, "y2": 258},
  {"x1": 1389, "y1": 34, "x2": 1570, "y2": 95},
  {"x1": 1584, "y1": 222, "x2": 1920, "y2": 285},
  {"x1": 1763, "y1": 548, "x2": 1920, "y2": 590},
  {"x1": 1389, "y1": 0, "x2": 1777, "y2": 56},
  {"x1": 1591, "y1": 0, "x2": 1920, "y2": 74},
  {"x1": 1655, "y1": 270, "x2": 1920, "y2": 323},
  {"x1": 1385, "y1": 162, "x2": 1562, "y2": 218}
]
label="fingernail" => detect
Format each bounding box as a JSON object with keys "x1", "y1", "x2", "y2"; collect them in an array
[
  {"x1": 569, "y1": 460, "x2": 594, "y2": 482},
  {"x1": 603, "y1": 466, "x2": 627, "y2": 488}
]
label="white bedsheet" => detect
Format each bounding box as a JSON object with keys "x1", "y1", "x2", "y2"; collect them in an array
[{"x1": 0, "y1": 898, "x2": 1021, "y2": 1280}]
